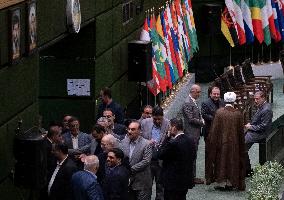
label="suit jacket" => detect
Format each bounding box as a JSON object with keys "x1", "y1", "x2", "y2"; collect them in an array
[
  {"x1": 158, "y1": 134, "x2": 196, "y2": 191},
  {"x1": 120, "y1": 136, "x2": 152, "y2": 190},
  {"x1": 113, "y1": 123, "x2": 127, "y2": 139},
  {"x1": 201, "y1": 98, "x2": 225, "y2": 138},
  {"x1": 102, "y1": 165, "x2": 130, "y2": 200},
  {"x1": 62, "y1": 131, "x2": 92, "y2": 154},
  {"x1": 246, "y1": 102, "x2": 273, "y2": 143},
  {"x1": 182, "y1": 96, "x2": 204, "y2": 140},
  {"x1": 48, "y1": 157, "x2": 78, "y2": 200},
  {"x1": 141, "y1": 118, "x2": 169, "y2": 144},
  {"x1": 72, "y1": 170, "x2": 104, "y2": 200},
  {"x1": 97, "y1": 100, "x2": 125, "y2": 124},
  {"x1": 141, "y1": 117, "x2": 170, "y2": 160},
  {"x1": 43, "y1": 138, "x2": 57, "y2": 180}
]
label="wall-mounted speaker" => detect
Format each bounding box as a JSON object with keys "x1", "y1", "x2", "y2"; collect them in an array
[{"x1": 128, "y1": 40, "x2": 152, "y2": 82}]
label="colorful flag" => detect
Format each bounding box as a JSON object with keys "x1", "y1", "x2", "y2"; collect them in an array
[
  {"x1": 161, "y1": 8, "x2": 177, "y2": 84},
  {"x1": 249, "y1": 0, "x2": 264, "y2": 43},
  {"x1": 241, "y1": 0, "x2": 254, "y2": 43},
  {"x1": 260, "y1": 0, "x2": 272, "y2": 45},
  {"x1": 149, "y1": 14, "x2": 167, "y2": 92},
  {"x1": 186, "y1": 0, "x2": 199, "y2": 52},
  {"x1": 271, "y1": 0, "x2": 282, "y2": 41},
  {"x1": 227, "y1": 0, "x2": 246, "y2": 44},
  {"x1": 156, "y1": 13, "x2": 172, "y2": 89},
  {"x1": 221, "y1": 6, "x2": 240, "y2": 47},
  {"x1": 165, "y1": 4, "x2": 180, "y2": 82},
  {"x1": 275, "y1": 0, "x2": 284, "y2": 41},
  {"x1": 140, "y1": 17, "x2": 151, "y2": 41},
  {"x1": 266, "y1": 0, "x2": 278, "y2": 41}
]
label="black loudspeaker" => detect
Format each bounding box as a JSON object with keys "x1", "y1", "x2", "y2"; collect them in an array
[
  {"x1": 201, "y1": 3, "x2": 222, "y2": 35},
  {"x1": 128, "y1": 40, "x2": 152, "y2": 82},
  {"x1": 13, "y1": 127, "x2": 47, "y2": 189}
]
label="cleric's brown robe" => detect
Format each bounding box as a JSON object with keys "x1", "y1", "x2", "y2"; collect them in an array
[{"x1": 205, "y1": 106, "x2": 246, "y2": 190}]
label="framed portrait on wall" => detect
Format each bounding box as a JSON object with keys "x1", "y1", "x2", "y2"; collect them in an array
[
  {"x1": 26, "y1": 0, "x2": 37, "y2": 54},
  {"x1": 9, "y1": 7, "x2": 21, "y2": 64},
  {"x1": 66, "y1": 0, "x2": 81, "y2": 33}
]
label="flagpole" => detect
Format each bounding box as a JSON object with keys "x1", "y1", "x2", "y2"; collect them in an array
[
  {"x1": 229, "y1": 46, "x2": 232, "y2": 67},
  {"x1": 269, "y1": 45, "x2": 273, "y2": 63},
  {"x1": 251, "y1": 45, "x2": 254, "y2": 64},
  {"x1": 260, "y1": 44, "x2": 264, "y2": 65}
]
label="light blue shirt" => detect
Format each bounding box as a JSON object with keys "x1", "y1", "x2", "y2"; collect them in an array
[{"x1": 152, "y1": 125, "x2": 161, "y2": 143}]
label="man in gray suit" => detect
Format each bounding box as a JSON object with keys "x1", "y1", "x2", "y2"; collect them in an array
[
  {"x1": 141, "y1": 106, "x2": 169, "y2": 200},
  {"x1": 245, "y1": 91, "x2": 273, "y2": 175},
  {"x1": 120, "y1": 120, "x2": 152, "y2": 200},
  {"x1": 182, "y1": 84, "x2": 204, "y2": 184}
]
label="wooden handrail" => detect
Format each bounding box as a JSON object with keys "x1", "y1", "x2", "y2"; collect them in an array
[{"x1": 0, "y1": 0, "x2": 25, "y2": 10}]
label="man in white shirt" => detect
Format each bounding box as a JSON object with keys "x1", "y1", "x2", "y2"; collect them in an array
[
  {"x1": 182, "y1": 84, "x2": 204, "y2": 184},
  {"x1": 48, "y1": 143, "x2": 78, "y2": 200}
]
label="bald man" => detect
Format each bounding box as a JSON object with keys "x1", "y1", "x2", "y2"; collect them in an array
[
  {"x1": 182, "y1": 84, "x2": 204, "y2": 184},
  {"x1": 97, "y1": 134, "x2": 119, "y2": 183},
  {"x1": 72, "y1": 155, "x2": 104, "y2": 200}
]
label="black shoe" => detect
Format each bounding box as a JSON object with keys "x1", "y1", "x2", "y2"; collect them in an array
[{"x1": 214, "y1": 185, "x2": 234, "y2": 191}]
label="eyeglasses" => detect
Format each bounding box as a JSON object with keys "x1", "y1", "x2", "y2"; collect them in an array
[{"x1": 70, "y1": 124, "x2": 79, "y2": 128}]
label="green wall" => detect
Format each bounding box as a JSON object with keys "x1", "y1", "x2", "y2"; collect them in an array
[{"x1": 1, "y1": 0, "x2": 269, "y2": 199}]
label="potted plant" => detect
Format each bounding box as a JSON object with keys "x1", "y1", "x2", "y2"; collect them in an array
[{"x1": 248, "y1": 161, "x2": 284, "y2": 200}]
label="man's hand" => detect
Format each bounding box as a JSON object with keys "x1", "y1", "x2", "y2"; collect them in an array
[{"x1": 244, "y1": 123, "x2": 252, "y2": 132}]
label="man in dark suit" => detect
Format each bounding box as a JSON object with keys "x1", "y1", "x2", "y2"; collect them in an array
[
  {"x1": 62, "y1": 116, "x2": 92, "y2": 156},
  {"x1": 40, "y1": 122, "x2": 63, "y2": 200},
  {"x1": 47, "y1": 143, "x2": 78, "y2": 200},
  {"x1": 97, "y1": 87, "x2": 125, "y2": 124},
  {"x1": 182, "y1": 84, "x2": 204, "y2": 184},
  {"x1": 103, "y1": 148, "x2": 130, "y2": 200},
  {"x1": 141, "y1": 106, "x2": 169, "y2": 200},
  {"x1": 244, "y1": 91, "x2": 273, "y2": 174},
  {"x1": 72, "y1": 155, "x2": 104, "y2": 200},
  {"x1": 201, "y1": 86, "x2": 225, "y2": 139},
  {"x1": 120, "y1": 120, "x2": 152, "y2": 200},
  {"x1": 158, "y1": 118, "x2": 196, "y2": 200},
  {"x1": 103, "y1": 108, "x2": 127, "y2": 140}
]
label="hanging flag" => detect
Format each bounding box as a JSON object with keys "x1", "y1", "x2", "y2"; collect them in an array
[
  {"x1": 140, "y1": 17, "x2": 151, "y2": 41},
  {"x1": 271, "y1": 0, "x2": 282, "y2": 41},
  {"x1": 266, "y1": 0, "x2": 278, "y2": 41},
  {"x1": 147, "y1": 57, "x2": 161, "y2": 96},
  {"x1": 250, "y1": 0, "x2": 264, "y2": 43},
  {"x1": 149, "y1": 14, "x2": 167, "y2": 92},
  {"x1": 175, "y1": 0, "x2": 190, "y2": 66},
  {"x1": 161, "y1": 8, "x2": 177, "y2": 85},
  {"x1": 165, "y1": 4, "x2": 180, "y2": 82},
  {"x1": 275, "y1": 0, "x2": 284, "y2": 41},
  {"x1": 156, "y1": 13, "x2": 172, "y2": 89},
  {"x1": 186, "y1": 0, "x2": 199, "y2": 52},
  {"x1": 241, "y1": 0, "x2": 254, "y2": 43},
  {"x1": 170, "y1": 2, "x2": 185, "y2": 77},
  {"x1": 221, "y1": 6, "x2": 240, "y2": 47},
  {"x1": 260, "y1": 0, "x2": 272, "y2": 45},
  {"x1": 226, "y1": 0, "x2": 246, "y2": 45}
]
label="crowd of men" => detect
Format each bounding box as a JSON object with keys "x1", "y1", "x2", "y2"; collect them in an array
[{"x1": 41, "y1": 85, "x2": 273, "y2": 200}]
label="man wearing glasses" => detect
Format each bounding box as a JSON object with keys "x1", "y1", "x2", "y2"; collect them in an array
[
  {"x1": 120, "y1": 120, "x2": 152, "y2": 200},
  {"x1": 62, "y1": 116, "x2": 92, "y2": 157}
]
